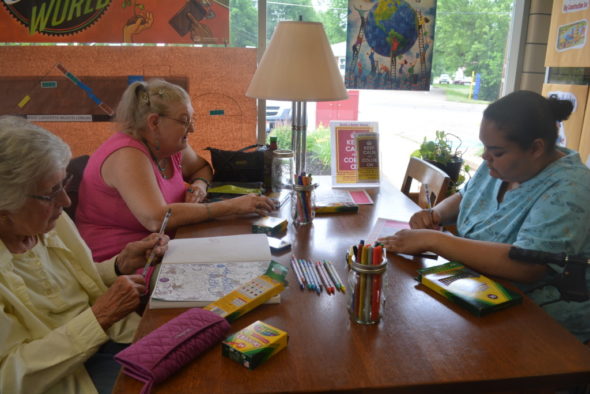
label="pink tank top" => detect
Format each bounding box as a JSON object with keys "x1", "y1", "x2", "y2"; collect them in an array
[{"x1": 76, "y1": 132, "x2": 185, "y2": 261}]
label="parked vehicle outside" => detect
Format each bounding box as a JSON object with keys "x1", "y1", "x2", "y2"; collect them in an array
[
  {"x1": 453, "y1": 76, "x2": 473, "y2": 85},
  {"x1": 438, "y1": 74, "x2": 451, "y2": 84},
  {"x1": 266, "y1": 100, "x2": 291, "y2": 132}
]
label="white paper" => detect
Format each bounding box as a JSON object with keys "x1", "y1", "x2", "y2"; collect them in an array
[{"x1": 162, "y1": 233, "x2": 271, "y2": 264}]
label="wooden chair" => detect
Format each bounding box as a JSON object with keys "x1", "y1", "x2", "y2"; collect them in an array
[{"x1": 401, "y1": 157, "x2": 451, "y2": 209}]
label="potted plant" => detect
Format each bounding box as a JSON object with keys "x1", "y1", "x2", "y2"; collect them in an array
[{"x1": 412, "y1": 130, "x2": 470, "y2": 192}]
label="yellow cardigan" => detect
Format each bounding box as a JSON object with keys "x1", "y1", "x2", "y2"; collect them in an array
[{"x1": 0, "y1": 213, "x2": 140, "y2": 394}]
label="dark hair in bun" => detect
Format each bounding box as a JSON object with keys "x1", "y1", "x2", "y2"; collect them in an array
[{"x1": 483, "y1": 90, "x2": 574, "y2": 151}]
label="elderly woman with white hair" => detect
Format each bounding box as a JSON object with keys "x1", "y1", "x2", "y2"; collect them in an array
[
  {"x1": 76, "y1": 78, "x2": 276, "y2": 262},
  {"x1": 0, "y1": 116, "x2": 168, "y2": 394}
]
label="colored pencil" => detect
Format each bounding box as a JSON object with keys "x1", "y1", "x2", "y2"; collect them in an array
[{"x1": 290, "y1": 256, "x2": 305, "y2": 290}]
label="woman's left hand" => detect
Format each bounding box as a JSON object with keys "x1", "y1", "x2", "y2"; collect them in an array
[
  {"x1": 115, "y1": 233, "x2": 170, "y2": 274},
  {"x1": 185, "y1": 181, "x2": 208, "y2": 203},
  {"x1": 377, "y1": 229, "x2": 439, "y2": 255}
]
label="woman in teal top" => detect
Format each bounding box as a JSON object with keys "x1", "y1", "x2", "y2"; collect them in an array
[{"x1": 379, "y1": 90, "x2": 590, "y2": 343}]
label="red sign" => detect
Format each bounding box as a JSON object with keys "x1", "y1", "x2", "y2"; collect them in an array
[{"x1": 0, "y1": 0, "x2": 229, "y2": 44}]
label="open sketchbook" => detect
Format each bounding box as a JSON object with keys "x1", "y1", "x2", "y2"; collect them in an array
[{"x1": 149, "y1": 234, "x2": 278, "y2": 309}]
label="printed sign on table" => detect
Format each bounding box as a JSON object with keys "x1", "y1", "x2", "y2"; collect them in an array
[{"x1": 330, "y1": 121, "x2": 379, "y2": 187}]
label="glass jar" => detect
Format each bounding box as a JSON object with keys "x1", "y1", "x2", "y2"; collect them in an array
[
  {"x1": 347, "y1": 256, "x2": 387, "y2": 324},
  {"x1": 271, "y1": 149, "x2": 294, "y2": 193},
  {"x1": 290, "y1": 183, "x2": 316, "y2": 225}
]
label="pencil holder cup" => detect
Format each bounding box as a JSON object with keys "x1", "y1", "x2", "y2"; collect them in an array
[
  {"x1": 347, "y1": 255, "x2": 388, "y2": 325},
  {"x1": 290, "y1": 184, "x2": 316, "y2": 226}
]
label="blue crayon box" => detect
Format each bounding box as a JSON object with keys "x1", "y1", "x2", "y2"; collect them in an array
[
  {"x1": 251, "y1": 216, "x2": 287, "y2": 237},
  {"x1": 222, "y1": 321, "x2": 288, "y2": 369}
]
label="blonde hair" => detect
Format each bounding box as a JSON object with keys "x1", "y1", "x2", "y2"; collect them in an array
[
  {"x1": 0, "y1": 116, "x2": 71, "y2": 212},
  {"x1": 115, "y1": 79, "x2": 191, "y2": 139}
]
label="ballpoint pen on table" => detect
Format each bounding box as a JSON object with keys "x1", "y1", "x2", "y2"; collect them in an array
[{"x1": 142, "y1": 208, "x2": 172, "y2": 277}]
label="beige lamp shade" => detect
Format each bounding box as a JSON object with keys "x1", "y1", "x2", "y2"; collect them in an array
[{"x1": 246, "y1": 21, "x2": 348, "y2": 102}]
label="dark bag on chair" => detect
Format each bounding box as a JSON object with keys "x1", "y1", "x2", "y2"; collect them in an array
[{"x1": 206, "y1": 145, "x2": 271, "y2": 185}]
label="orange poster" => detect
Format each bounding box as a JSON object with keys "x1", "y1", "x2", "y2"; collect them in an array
[{"x1": 0, "y1": 0, "x2": 229, "y2": 44}]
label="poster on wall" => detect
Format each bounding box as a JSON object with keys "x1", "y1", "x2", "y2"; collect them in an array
[
  {"x1": 0, "y1": 0, "x2": 229, "y2": 44},
  {"x1": 545, "y1": 0, "x2": 590, "y2": 67},
  {"x1": 330, "y1": 121, "x2": 380, "y2": 187},
  {"x1": 345, "y1": 0, "x2": 437, "y2": 91}
]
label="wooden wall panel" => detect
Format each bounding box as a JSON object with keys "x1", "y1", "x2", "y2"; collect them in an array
[{"x1": 0, "y1": 46, "x2": 257, "y2": 159}]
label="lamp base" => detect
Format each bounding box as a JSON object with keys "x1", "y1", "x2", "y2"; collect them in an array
[{"x1": 291, "y1": 100, "x2": 307, "y2": 175}]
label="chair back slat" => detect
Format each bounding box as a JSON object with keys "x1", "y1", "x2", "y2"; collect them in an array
[{"x1": 401, "y1": 157, "x2": 451, "y2": 208}]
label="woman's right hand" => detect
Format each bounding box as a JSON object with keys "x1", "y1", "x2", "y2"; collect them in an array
[
  {"x1": 409, "y1": 209, "x2": 441, "y2": 230},
  {"x1": 91, "y1": 275, "x2": 146, "y2": 330},
  {"x1": 232, "y1": 194, "x2": 276, "y2": 216}
]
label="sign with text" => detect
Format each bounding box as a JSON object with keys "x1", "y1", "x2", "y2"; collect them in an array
[{"x1": 330, "y1": 121, "x2": 379, "y2": 187}]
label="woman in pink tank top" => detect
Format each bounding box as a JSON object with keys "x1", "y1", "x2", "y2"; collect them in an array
[{"x1": 76, "y1": 79, "x2": 275, "y2": 261}]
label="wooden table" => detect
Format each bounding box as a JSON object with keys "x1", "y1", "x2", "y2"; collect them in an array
[{"x1": 113, "y1": 179, "x2": 590, "y2": 393}]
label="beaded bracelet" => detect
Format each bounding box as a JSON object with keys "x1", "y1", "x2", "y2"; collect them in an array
[{"x1": 191, "y1": 177, "x2": 211, "y2": 189}]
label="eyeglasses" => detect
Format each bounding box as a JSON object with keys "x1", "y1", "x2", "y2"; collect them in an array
[
  {"x1": 28, "y1": 173, "x2": 73, "y2": 202},
  {"x1": 160, "y1": 114, "x2": 196, "y2": 132}
]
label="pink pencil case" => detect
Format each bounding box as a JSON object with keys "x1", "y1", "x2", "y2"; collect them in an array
[{"x1": 114, "y1": 307, "x2": 230, "y2": 394}]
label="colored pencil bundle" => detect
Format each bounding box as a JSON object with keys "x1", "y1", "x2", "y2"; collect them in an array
[
  {"x1": 290, "y1": 257, "x2": 346, "y2": 295},
  {"x1": 347, "y1": 241, "x2": 387, "y2": 324},
  {"x1": 291, "y1": 173, "x2": 315, "y2": 225}
]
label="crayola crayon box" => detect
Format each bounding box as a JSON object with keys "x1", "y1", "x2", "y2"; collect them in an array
[
  {"x1": 252, "y1": 216, "x2": 287, "y2": 237},
  {"x1": 416, "y1": 262, "x2": 523, "y2": 316},
  {"x1": 222, "y1": 321, "x2": 288, "y2": 369}
]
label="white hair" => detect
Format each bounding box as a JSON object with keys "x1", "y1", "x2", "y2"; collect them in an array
[
  {"x1": 115, "y1": 79, "x2": 191, "y2": 139},
  {"x1": 0, "y1": 116, "x2": 71, "y2": 212}
]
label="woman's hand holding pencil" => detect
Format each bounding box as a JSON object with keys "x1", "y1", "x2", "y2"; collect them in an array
[
  {"x1": 142, "y1": 208, "x2": 172, "y2": 277},
  {"x1": 409, "y1": 184, "x2": 441, "y2": 230}
]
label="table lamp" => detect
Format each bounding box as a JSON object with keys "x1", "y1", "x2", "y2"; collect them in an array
[{"x1": 246, "y1": 21, "x2": 348, "y2": 175}]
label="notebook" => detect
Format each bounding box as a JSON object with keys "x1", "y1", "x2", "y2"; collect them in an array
[{"x1": 149, "y1": 234, "x2": 278, "y2": 309}]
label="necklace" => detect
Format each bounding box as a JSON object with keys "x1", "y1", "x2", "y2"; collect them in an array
[{"x1": 142, "y1": 139, "x2": 170, "y2": 179}]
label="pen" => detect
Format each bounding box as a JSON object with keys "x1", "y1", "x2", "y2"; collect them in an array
[{"x1": 142, "y1": 208, "x2": 172, "y2": 277}]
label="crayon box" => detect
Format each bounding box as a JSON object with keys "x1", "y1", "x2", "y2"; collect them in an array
[
  {"x1": 222, "y1": 321, "x2": 288, "y2": 369},
  {"x1": 416, "y1": 261, "x2": 523, "y2": 316},
  {"x1": 252, "y1": 216, "x2": 288, "y2": 237}
]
